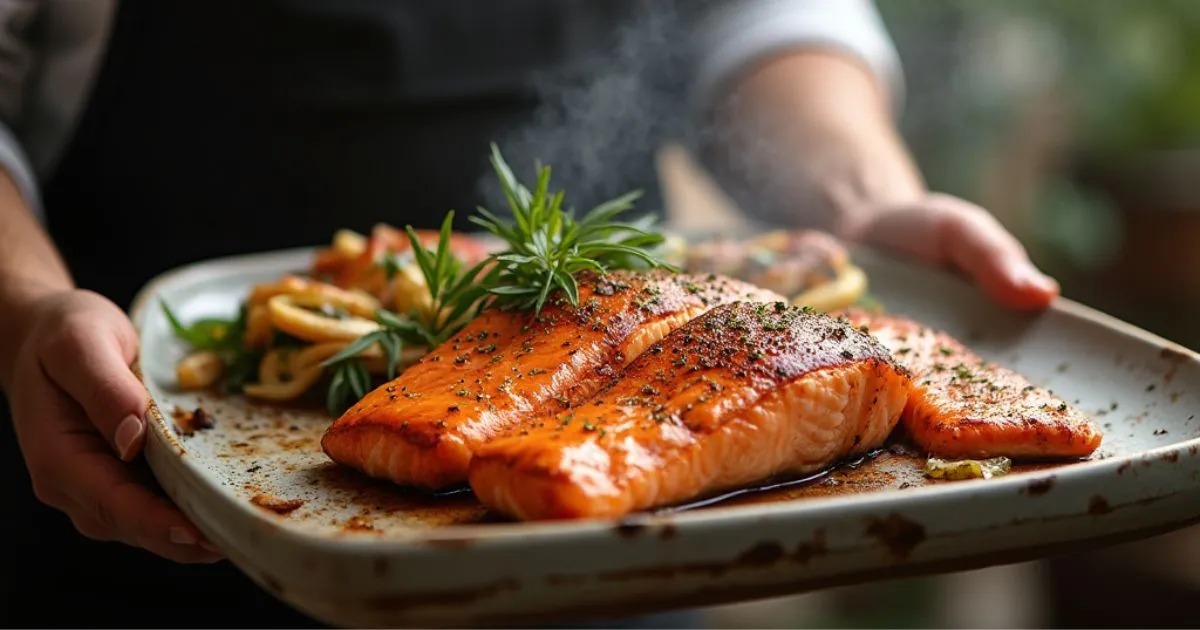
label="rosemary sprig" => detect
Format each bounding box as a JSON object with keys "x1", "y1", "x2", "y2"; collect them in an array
[
  {"x1": 470, "y1": 143, "x2": 677, "y2": 314},
  {"x1": 319, "y1": 311, "x2": 428, "y2": 415},
  {"x1": 323, "y1": 146, "x2": 678, "y2": 412},
  {"x1": 326, "y1": 359, "x2": 371, "y2": 418},
  {"x1": 319, "y1": 212, "x2": 496, "y2": 414},
  {"x1": 168, "y1": 146, "x2": 680, "y2": 416},
  {"x1": 399, "y1": 211, "x2": 497, "y2": 345}
]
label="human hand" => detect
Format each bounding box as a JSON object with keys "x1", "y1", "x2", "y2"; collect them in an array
[
  {"x1": 707, "y1": 48, "x2": 1059, "y2": 311},
  {"x1": 843, "y1": 193, "x2": 1060, "y2": 310},
  {"x1": 4, "y1": 289, "x2": 223, "y2": 563}
]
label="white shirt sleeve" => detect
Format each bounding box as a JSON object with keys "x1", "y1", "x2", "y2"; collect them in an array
[
  {"x1": 691, "y1": 0, "x2": 904, "y2": 114},
  {"x1": 0, "y1": 0, "x2": 42, "y2": 217}
]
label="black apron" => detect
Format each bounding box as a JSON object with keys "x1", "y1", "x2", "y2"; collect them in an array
[
  {"x1": 45, "y1": 0, "x2": 669, "y2": 310},
  {"x1": 1, "y1": 1, "x2": 693, "y2": 626}
]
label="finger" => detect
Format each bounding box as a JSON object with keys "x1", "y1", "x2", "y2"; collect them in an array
[
  {"x1": 11, "y1": 373, "x2": 84, "y2": 513},
  {"x1": 854, "y1": 195, "x2": 1060, "y2": 310},
  {"x1": 40, "y1": 314, "x2": 149, "y2": 461},
  {"x1": 65, "y1": 441, "x2": 223, "y2": 563},
  {"x1": 70, "y1": 514, "x2": 119, "y2": 543},
  {"x1": 72, "y1": 507, "x2": 221, "y2": 563},
  {"x1": 22, "y1": 371, "x2": 222, "y2": 564}
]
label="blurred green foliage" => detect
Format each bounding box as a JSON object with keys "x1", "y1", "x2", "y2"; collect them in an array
[
  {"x1": 876, "y1": 0, "x2": 1200, "y2": 274},
  {"x1": 881, "y1": 0, "x2": 1200, "y2": 160},
  {"x1": 1012, "y1": 0, "x2": 1200, "y2": 156}
]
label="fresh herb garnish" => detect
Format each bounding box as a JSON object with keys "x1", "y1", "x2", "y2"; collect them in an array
[
  {"x1": 161, "y1": 300, "x2": 260, "y2": 393},
  {"x1": 270, "y1": 331, "x2": 307, "y2": 348},
  {"x1": 325, "y1": 359, "x2": 371, "y2": 417},
  {"x1": 400, "y1": 211, "x2": 497, "y2": 343},
  {"x1": 322, "y1": 212, "x2": 497, "y2": 385},
  {"x1": 469, "y1": 143, "x2": 677, "y2": 314},
  {"x1": 375, "y1": 211, "x2": 497, "y2": 346},
  {"x1": 223, "y1": 347, "x2": 262, "y2": 394},
  {"x1": 161, "y1": 301, "x2": 241, "y2": 351},
  {"x1": 322, "y1": 145, "x2": 677, "y2": 408},
  {"x1": 321, "y1": 314, "x2": 409, "y2": 378},
  {"x1": 381, "y1": 251, "x2": 406, "y2": 283},
  {"x1": 170, "y1": 145, "x2": 678, "y2": 417}
]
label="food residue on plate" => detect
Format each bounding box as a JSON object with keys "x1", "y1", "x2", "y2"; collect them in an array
[
  {"x1": 925, "y1": 456, "x2": 1012, "y2": 481},
  {"x1": 342, "y1": 514, "x2": 375, "y2": 532},
  {"x1": 250, "y1": 493, "x2": 306, "y2": 514},
  {"x1": 157, "y1": 146, "x2": 1108, "y2": 525},
  {"x1": 172, "y1": 406, "x2": 215, "y2": 436}
]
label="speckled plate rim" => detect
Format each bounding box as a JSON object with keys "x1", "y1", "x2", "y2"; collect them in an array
[{"x1": 129, "y1": 245, "x2": 1200, "y2": 553}]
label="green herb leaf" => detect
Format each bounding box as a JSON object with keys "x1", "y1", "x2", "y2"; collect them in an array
[
  {"x1": 321, "y1": 330, "x2": 388, "y2": 368},
  {"x1": 345, "y1": 360, "x2": 370, "y2": 400},
  {"x1": 271, "y1": 331, "x2": 307, "y2": 348},
  {"x1": 322, "y1": 144, "x2": 680, "y2": 413},
  {"x1": 223, "y1": 348, "x2": 262, "y2": 394},
  {"x1": 487, "y1": 285, "x2": 541, "y2": 296},
  {"x1": 552, "y1": 269, "x2": 579, "y2": 305},
  {"x1": 399, "y1": 211, "x2": 492, "y2": 345},
  {"x1": 163, "y1": 299, "x2": 260, "y2": 394},
  {"x1": 472, "y1": 143, "x2": 677, "y2": 314},
  {"x1": 380, "y1": 333, "x2": 402, "y2": 380},
  {"x1": 161, "y1": 300, "x2": 239, "y2": 350},
  {"x1": 326, "y1": 363, "x2": 349, "y2": 417},
  {"x1": 325, "y1": 359, "x2": 373, "y2": 417},
  {"x1": 381, "y1": 252, "x2": 405, "y2": 281}
]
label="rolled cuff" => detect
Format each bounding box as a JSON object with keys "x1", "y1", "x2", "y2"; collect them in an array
[
  {"x1": 0, "y1": 121, "x2": 41, "y2": 221},
  {"x1": 692, "y1": 0, "x2": 905, "y2": 115}
]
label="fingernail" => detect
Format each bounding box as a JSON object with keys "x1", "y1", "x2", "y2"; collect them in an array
[
  {"x1": 114, "y1": 414, "x2": 145, "y2": 462},
  {"x1": 170, "y1": 526, "x2": 199, "y2": 545}
]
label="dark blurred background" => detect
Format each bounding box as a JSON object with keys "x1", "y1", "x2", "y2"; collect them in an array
[{"x1": 684, "y1": 1, "x2": 1200, "y2": 626}]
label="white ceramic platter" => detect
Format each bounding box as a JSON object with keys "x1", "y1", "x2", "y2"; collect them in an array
[{"x1": 131, "y1": 246, "x2": 1200, "y2": 628}]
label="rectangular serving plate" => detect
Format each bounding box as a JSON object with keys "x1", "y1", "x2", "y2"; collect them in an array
[{"x1": 131, "y1": 245, "x2": 1200, "y2": 628}]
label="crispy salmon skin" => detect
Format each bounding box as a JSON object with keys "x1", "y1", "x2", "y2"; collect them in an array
[
  {"x1": 322, "y1": 271, "x2": 784, "y2": 490},
  {"x1": 839, "y1": 309, "x2": 1102, "y2": 459},
  {"x1": 468, "y1": 302, "x2": 912, "y2": 521}
]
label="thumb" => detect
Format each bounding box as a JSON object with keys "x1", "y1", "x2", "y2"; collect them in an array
[{"x1": 40, "y1": 316, "x2": 150, "y2": 461}]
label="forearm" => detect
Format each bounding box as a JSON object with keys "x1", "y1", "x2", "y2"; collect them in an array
[
  {"x1": 0, "y1": 171, "x2": 72, "y2": 386},
  {"x1": 704, "y1": 49, "x2": 926, "y2": 234}
]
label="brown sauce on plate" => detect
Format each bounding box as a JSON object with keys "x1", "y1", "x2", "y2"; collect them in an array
[{"x1": 315, "y1": 441, "x2": 1071, "y2": 528}]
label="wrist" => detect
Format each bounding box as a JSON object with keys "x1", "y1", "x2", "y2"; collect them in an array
[
  {"x1": 0, "y1": 274, "x2": 72, "y2": 390},
  {"x1": 703, "y1": 51, "x2": 928, "y2": 234},
  {"x1": 820, "y1": 138, "x2": 928, "y2": 238}
]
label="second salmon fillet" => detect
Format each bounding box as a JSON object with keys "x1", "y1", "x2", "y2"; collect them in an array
[
  {"x1": 322, "y1": 271, "x2": 783, "y2": 490},
  {"x1": 839, "y1": 309, "x2": 1103, "y2": 459},
  {"x1": 469, "y1": 302, "x2": 913, "y2": 521}
]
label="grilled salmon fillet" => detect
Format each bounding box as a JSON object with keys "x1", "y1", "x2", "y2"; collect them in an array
[
  {"x1": 322, "y1": 271, "x2": 784, "y2": 490},
  {"x1": 839, "y1": 309, "x2": 1102, "y2": 459},
  {"x1": 468, "y1": 302, "x2": 912, "y2": 521}
]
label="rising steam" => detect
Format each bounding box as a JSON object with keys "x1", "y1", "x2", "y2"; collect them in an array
[{"x1": 479, "y1": 0, "x2": 700, "y2": 217}]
